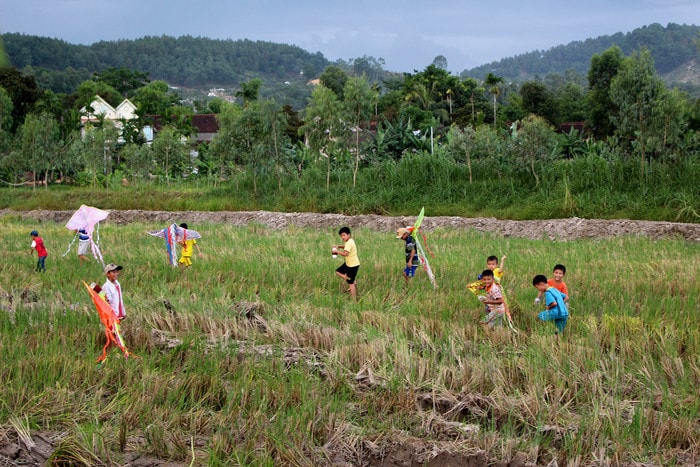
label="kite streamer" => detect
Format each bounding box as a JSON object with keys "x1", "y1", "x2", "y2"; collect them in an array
[
  {"x1": 148, "y1": 224, "x2": 202, "y2": 267},
  {"x1": 406, "y1": 207, "x2": 437, "y2": 289},
  {"x1": 83, "y1": 281, "x2": 134, "y2": 363},
  {"x1": 63, "y1": 205, "x2": 109, "y2": 265}
]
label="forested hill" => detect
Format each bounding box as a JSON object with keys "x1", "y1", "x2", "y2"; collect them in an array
[
  {"x1": 3, "y1": 23, "x2": 698, "y2": 93},
  {"x1": 1, "y1": 34, "x2": 330, "y2": 87},
  {"x1": 462, "y1": 23, "x2": 699, "y2": 83}
]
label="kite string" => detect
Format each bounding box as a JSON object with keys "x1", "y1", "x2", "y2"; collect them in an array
[
  {"x1": 93, "y1": 222, "x2": 106, "y2": 266},
  {"x1": 62, "y1": 232, "x2": 78, "y2": 257}
]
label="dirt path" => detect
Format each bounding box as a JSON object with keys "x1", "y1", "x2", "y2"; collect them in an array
[{"x1": 3, "y1": 209, "x2": 699, "y2": 241}]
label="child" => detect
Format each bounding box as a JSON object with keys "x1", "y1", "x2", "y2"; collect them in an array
[
  {"x1": 467, "y1": 254, "x2": 506, "y2": 293},
  {"x1": 396, "y1": 227, "x2": 419, "y2": 282},
  {"x1": 479, "y1": 269, "x2": 506, "y2": 327},
  {"x1": 177, "y1": 223, "x2": 203, "y2": 267},
  {"x1": 535, "y1": 264, "x2": 569, "y2": 304},
  {"x1": 333, "y1": 227, "x2": 360, "y2": 300},
  {"x1": 76, "y1": 228, "x2": 90, "y2": 262},
  {"x1": 533, "y1": 274, "x2": 569, "y2": 334},
  {"x1": 28, "y1": 230, "x2": 48, "y2": 272},
  {"x1": 102, "y1": 263, "x2": 126, "y2": 320}
]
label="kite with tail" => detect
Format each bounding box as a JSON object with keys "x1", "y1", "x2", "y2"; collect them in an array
[
  {"x1": 148, "y1": 223, "x2": 202, "y2": 266},
  {"x1": 402, "y1": 207, "x2": 437, "y2": 289},
  {"x1": 83, "y1": 281, "x2": 135, "y2": 364}
]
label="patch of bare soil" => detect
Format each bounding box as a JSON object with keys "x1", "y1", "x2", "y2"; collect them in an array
[{"x1": 3, "y1": 209, "x2": 700, "y2": 241}]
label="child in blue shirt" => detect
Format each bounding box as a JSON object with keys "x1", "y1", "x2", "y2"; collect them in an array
[{"x1": 532, "y1": 274, "x2": 569, "y2": 334}]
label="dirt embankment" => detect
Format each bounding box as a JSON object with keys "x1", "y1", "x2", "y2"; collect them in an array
[{"x1": 3, "y1": 209, "x2": 700, "y2": 241}]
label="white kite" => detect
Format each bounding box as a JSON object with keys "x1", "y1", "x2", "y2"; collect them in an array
[
  {"x1": 63, "y1": 205, "x2": 109, "y2": 265},
  {"x1": 148, "y1": 223, "x2": 202, "y2": 267}
]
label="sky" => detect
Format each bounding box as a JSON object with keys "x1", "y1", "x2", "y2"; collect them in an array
[{"x1": 1, "y1": 0, "x2": 697, "y2": 74}]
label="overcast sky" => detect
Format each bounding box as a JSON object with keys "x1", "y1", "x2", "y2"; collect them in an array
[{"x1": 1, "y1": 0, "x2": 697, "y2": 73}]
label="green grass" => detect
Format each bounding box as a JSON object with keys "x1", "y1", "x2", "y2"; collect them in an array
[
  {"x1": 2, "y1": 151, "x2": 699, "y2": 221},
  {"x1": 0, "y1": 218, "x2": 699, "y2": 464}
]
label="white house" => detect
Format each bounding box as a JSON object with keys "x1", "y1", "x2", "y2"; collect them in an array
[{"x1": 80, "y1": 96, "x2": 138, "y2": 142}]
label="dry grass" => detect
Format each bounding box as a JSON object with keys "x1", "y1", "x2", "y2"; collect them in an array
[{"x1": 0, "y1": 219, "x2": 698, "y2": 465}]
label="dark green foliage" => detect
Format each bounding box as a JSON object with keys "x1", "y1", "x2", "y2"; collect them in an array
[
  {"x1": 586, "y1": 47, "x2": 624, "y2": 138},
  {"x1": 0, "y1": 66, "x2": 42, "y2": 131},
  {"x1": 520, "y1": 81, "x2": 559, "y2": 125},
  {"x1": 92, "y1": 67, "x2": 150, "y2": 98},
  {"x1": 462, "y1": 23, "x2": 700, "y2": 84},
  {"x1": 319, "y1": 66, "x2": 348, "y2": 99},
  {"x1": 2, "y1": 33, "x2": 330, "y2": 88}
]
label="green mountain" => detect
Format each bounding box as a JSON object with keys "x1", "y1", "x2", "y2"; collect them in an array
[
  {"x1": 461, "y1": 23, "x2": 700, "y2": 89},
  {"x1": 3, "y1": 22, "x2": 699, "y2": 98},
  {"x1": 1, "y1": 33, "x2": 330, "y2": 88}
]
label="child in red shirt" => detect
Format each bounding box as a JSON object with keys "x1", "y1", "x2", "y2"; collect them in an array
[
  {"x1": 535, "y1": 264, "x2": 569, "y2": 304},
  {"x1": 29, "y1": 230, "x2": 48, "y2": 272}
]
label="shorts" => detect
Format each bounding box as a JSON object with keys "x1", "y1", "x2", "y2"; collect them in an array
[
  {"x1": 403, "y1": 265, "x2": 418, "y2": 277},
  {"x1": 179, "y1": 256, "x2": 193, "y2": 266},
  {"x1": 482, "y1": 309, "x2": 505, "y2": 328},
  {"x1": 538, "y1": 310, "x2": 568, "y2": 333},
  {"x1": 78, "y1": 240, "x2": 90, "y2": 256},
  {"x1": 336, "y1": 263, "x2": 359, "y2": 284}
]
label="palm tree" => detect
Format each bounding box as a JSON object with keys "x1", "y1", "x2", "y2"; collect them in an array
[
  {"x1": 484, "y1": 73, "x2": 503, "y2": 126},
  {"x1": 446, "y1": 89, "x2": 453, "y2": 120}
]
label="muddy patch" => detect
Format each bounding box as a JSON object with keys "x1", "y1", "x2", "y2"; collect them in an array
[{"x1": 3, "y1": 209, "x2": 699, "y2": 241}]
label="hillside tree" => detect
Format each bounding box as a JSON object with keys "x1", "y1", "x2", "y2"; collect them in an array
[
  {"x1": 343, "y1": 76, "x2": 377, "y2": 186},
  {"x1": 609, "y1": 48, "x2": 664, "y2": 178},
  {"x1": 299, "y1": 84, "x2": 348, "y2": 188},
  {"x1": 586, "y1": 47, "x2": 623, "y2": 138}
]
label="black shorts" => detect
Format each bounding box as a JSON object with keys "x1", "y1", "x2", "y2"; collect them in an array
[{"x1": 336, "y1": 264, "x2": 360, "y2": 284}]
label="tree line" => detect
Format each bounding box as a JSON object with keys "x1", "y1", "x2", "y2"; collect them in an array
[{"x1": 0, "y1": 43, "x2": 698, "y2": 220}]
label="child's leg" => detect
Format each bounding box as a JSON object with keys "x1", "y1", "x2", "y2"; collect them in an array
[
  {"x1": 349, "y1": 283, "x2": 357, "y2": 300},
  {"x1": 335, "y1": 271, "x2": 349, "y2": 281},
  {"x1": 554, "y1": 318, "x2": 567, "y2": 333}
]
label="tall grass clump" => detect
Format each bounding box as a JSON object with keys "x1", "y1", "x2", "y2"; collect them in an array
[{"x1": 2, "y1": 147, "x2": 699, "y2": 220}]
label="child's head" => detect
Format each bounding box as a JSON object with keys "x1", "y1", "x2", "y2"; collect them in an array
[
  {"x1": 532, "y1": 274, "x2": 549, "y2": 292},
  {"x1": 104, "y1": 263, "x2": 123, "y2": 281},
  {"x1": 338, "y1": 226, "x2": 351, "y2": 241},
  {"x1": 481, "y1": 269, "x2": 494, "y2": 286},
  {"x1": 552, "y1": 264, "x2": 566, "y2": 282},
  {"x1": 486, "y1": 255, "x2": 499, "y2": 270},
  {"x1": 30, "y1": 230, "x2": 39, "y2": 238},
  {"x1": 179, "y1": 223, "x2": 188, "y2": 229}
]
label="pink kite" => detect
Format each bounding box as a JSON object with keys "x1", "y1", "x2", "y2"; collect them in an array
[{"x1": 63, "y1": 205, "x2": 109, "y2": 265}]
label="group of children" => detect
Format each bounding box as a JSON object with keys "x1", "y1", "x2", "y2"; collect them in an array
[
  {"x1": 470, "y1": 256, "x2": 570, "y2": 334},
  {"x1": 30, "y1": 223, "x2": 567, "y2": 334},
  {"x1": 27, "y1": 223, "x2": 202, "y2": 321},
  {"x1": 332, "y1": 227, "x2": 570, "y2": 335}
]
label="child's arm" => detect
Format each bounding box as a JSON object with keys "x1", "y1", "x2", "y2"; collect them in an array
[
  {"x1": 482, "y1": 296, "x2": 504, "y2": 305},
  {"x1": 500, "y1": 255, "x2": 506, "y2": 273},
  {"x1": 534, "y1": 290, "x2": 543, "y2": 304},
  {"x1": 406, "y1": 247, "x2": 415, "y2": 266},
  {"x1": 543, "y1": 291, "x2": 558, "y2": 310},
  {"x1": 194, "y1": 243, "x2": 203, "y2": 256}
]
